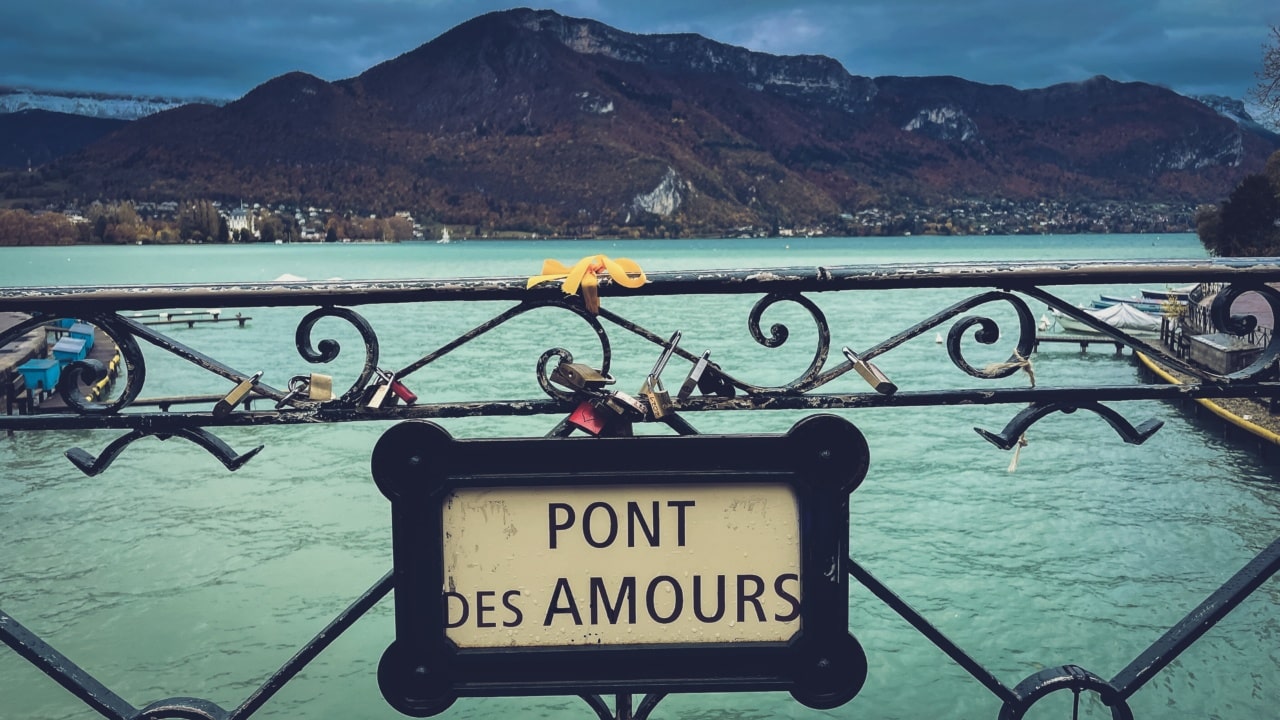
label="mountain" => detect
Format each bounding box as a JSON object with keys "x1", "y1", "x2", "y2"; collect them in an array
[
  {"x1": 0, "y1": 86, "x2": 221, "y2": 121},
  {"x1": 0, "y1": 109, "x2": 127, "y2": 169},
  {"x1": 1193, "y1": 94, "x2": 1280, "y2": 136},
  {"x1": 20, "y1": 9, "x2": 1280, "y2": 236}
]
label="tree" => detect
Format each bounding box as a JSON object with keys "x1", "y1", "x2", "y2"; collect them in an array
[
  {"x1": 1252, "y1": 25, "x2": 1280, "y2": 125},
  {"x1": 1200, "y1": 174, "x2": 1280, "y2": 256},
  {"x1": 179, "y1": 199, "x2": 220, "y2": 242},
  {"x1": 325, "y1": 226, "x2": 339, "y2": 243}
]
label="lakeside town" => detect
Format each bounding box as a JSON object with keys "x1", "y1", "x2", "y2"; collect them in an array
[{"x1": 0, "y1": 196, "x2": 1200, "y2": 246}]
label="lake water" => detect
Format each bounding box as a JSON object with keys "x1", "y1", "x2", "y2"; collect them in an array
[{"x1": 2, "y1": 234, "x2": 1277, "y2": 720}]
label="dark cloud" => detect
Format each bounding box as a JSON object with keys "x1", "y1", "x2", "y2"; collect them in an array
[{"x1": 0, "y1": 0, "x2": 1275, "y2": 101}]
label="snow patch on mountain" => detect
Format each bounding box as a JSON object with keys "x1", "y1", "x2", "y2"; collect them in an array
[
  {"x1": 575, "y1": 91, "x2": 614, "y2": 115},
  {"x1": 0, "y1": 87, "x2": 223, "y2": 120},
  {"x1": 1158, "y1": 130, "x2": 1244, "y2": 170},
  {"x1": 1192, "y1": 95, "x2": 1279, "y2": 136}
]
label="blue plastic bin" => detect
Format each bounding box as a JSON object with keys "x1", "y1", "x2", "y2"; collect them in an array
[
  {"x1": 17, "y1": 358, "x2": 61, "y2": 391},
  {"x1": 52, "y1": 337, "x2": 87, "y2": 363},
  {"x1": 69, "y1": 322, "x2": 95, "y2": 351}
]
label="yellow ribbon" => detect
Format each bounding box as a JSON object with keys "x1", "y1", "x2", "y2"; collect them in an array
[{"x1": 527, "y1": 255, "x2": 647, "y2": 314}]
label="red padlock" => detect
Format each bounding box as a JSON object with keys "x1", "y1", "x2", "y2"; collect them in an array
[
  {"x1": 566, "y1": 399, "x2": 608, "y2": 435},
  {"x1": 389, "y1": 378, "x2": 418, "y2": 404},
  {"x1": 375, "y1": 369, "x2": 418, "y2": 405}
]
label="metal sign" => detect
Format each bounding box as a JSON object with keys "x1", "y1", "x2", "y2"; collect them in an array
[{"x1": 371, "y1": 415, "x2": 869, "y2": 717}]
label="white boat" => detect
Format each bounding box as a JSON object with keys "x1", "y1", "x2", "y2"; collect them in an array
[
  {"x1": 437, "y1": 227, "x2": 451, "y2": 244},
  {"x1": 1140, "y1": 284, "x2": 1197, "y2": 302},
  {"x1": 1051, "y1": 303, "x2": 1162, "y2": 336}
]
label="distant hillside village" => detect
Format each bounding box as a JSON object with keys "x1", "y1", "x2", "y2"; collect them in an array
[{"x1": 0, "y1": 197, "x2": 1198, "y2": 246}]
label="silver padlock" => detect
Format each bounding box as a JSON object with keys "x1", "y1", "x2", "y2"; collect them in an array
[
  {"x1": 602, "y1": 390, "x2": 646, "y2": 419},
  {"x1": 365, "y1": 380, "x2": 394, "y2": 409},
  {"x1": 677, "y1": 350, "x2": 711, "y2": 401},
  {"x1": 639, "y1": 331, "x2": 680, "y2": 419}
]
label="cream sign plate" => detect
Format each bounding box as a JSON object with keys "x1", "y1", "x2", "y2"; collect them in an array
[
  {"x1": 441, "y1": 484, "x2": 801, "y2": 647},
  {"x1": 371, "y1": 416, "x2": 869, "y2": 716}
]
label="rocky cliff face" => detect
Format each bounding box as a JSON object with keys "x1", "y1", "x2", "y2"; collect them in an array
[
  {"x1": 509, "y1": 8, "x2": 878, "y2": 111},
  {"x1": 1193, "y1": 94, "x2": 1280, "y2": 136}
]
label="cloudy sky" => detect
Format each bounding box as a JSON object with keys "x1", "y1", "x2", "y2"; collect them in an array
[{"x1": 1, "y1": 0, "x2": 1276, "y2": 102}]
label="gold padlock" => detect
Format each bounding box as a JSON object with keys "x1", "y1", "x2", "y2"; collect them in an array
[
  {"x1": 550, "y1": 362, "x2": 614, "y2": 392},
  {"x1": 641, "y1": 375, "x2": 672, "y2": 420},
  {"x1": 307, "y1": 373, "x2": 334, "y2": 401},
  {"x1": 843, "y1": 347, "x2": 897, "y2": 395},
  {"x1": 214, "y1": 371, "x2": 263, "y2": 417}
]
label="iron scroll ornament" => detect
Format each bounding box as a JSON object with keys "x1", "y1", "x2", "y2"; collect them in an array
[
  {"x1": 1209, "y1": 281, "x2": 1280, "y2": 382},
  {"x1": 370, "y1": 414, "x2": 869, "y2": 716}
]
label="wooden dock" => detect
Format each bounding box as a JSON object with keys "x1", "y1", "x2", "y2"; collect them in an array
[
  {"x1": 1034, "y1": 333, "x2": 1131, "y2": 354},
  {"x1": 126, "y1": 310, "x2": 252, "y2": 328},
  {"x1": 2, "y1": 313, "x2": 48, "y2": 416}
]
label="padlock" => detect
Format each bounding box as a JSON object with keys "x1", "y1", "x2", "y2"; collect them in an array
[
  {"x1": 566, "y1": 399, "x2": 609, "y2": 435},
  {"x1": 696, "y1": 362, "x2": 736, "y2": 397},
  {"x1": 602, "y1": 390, "x2": 646, "y2": 420},
  {"x1": 214, "y1": 371, "x2": 263, "y2": 417},
  {"x1": 637, "y1": 331, "x2": 680, "y2": 419},
  {"x1": 842, "y1": 347, "x2": 897, "y2": 395},
  {"x1": 649, "y1": 331, "x2": 681, "y2": 379},
  {"x1": 677, "y1": 350, "x2": 711, "y2": 401},
  {"x1": 550, "y1": 362, "x2": 614, "y2": 392},
  {"x1": 640, "y1": 375, "x2": 672, "y2": 419},
  {"x1": 307, "y1": 373, "x2": 334, "y2": 401},
  {"x1": 373, "y1": 369, "x2": 418, "y2": 405},
  {"x1": 275, "y1": 373, "x2": 335, "y2": 409},
  {"x1": 275, "y1": 376, "x2": 307, "y2": 409},
  {"x1": 365, "y1": 381, "x2": 394, "y2": 409}
]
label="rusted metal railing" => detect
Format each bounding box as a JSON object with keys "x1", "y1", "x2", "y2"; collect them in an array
[{"x1": 3, "y1": 257, "x2": 1280, "y2": 720}]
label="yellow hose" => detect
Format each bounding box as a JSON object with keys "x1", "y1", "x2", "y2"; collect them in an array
[
  {"x1": 1136, "y1": 352, "x2": 1280, "y2": 445},
  {"x1": 84, "y1": 351, "x2": 122, "y2": 402}
]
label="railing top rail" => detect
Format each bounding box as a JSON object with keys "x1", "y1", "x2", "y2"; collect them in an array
[{"x1": 3, "y1": 257, "x2": 1280, "y2": 311}]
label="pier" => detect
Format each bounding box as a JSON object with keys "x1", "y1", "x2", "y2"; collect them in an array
[
  {"x1": 1033, "y1": 333, "x2": 1129, "y2": 354},
  {"x1": 126, "y1": 309, "x2": 252, "y2": 328}
]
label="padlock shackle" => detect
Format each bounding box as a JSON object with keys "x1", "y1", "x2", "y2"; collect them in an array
[{"x1": 649, "y1": 330, "x2": 682, "y2": 380}]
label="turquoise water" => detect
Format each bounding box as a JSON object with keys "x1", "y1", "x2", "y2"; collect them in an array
[{"x1": 1, "y1": 234, "x2": 1277, "y2": 719}]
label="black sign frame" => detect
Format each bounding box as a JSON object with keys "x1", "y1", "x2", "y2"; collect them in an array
[{"x1": 370, "y1": 414, "x2": 869, "y2": 717}]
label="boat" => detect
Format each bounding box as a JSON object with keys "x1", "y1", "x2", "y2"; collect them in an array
[
  {"x1": 1050, "y1": 303, "x2": 1162, "y2": 336},
  {"x1": 1091, "y1": 297, "x2": 1166, "y2": 314},
  {"x1": 437, "y1": 227, "x2": 451, "y2": 244},
  {"x1": 1139, "y1": 284, "x2": 1197, "y2": 302}
]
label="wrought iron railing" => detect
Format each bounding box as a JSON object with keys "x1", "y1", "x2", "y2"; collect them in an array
[{"x1": 3, "y1": 257, "x2": 1280, "y2": 720}]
